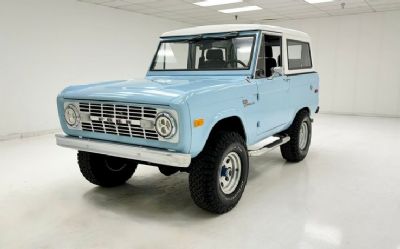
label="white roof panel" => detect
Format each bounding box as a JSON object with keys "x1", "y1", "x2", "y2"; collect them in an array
[{"x1": 161, "y1": 24, "x2": 310, "y2": 39}]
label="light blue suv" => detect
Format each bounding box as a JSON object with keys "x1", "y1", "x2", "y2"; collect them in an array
[{"x1": 56, "y1": 24, "x2": 319, "y2": 214}]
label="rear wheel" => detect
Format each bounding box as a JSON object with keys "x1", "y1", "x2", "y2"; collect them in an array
[
  {"x1": 77, "y1": 151, "x2": 138, "y2": 187},
  {"x1": 280, "y1": 110, "x2": 312, "y2": 162},
  {"x1": 189, "y1": 131, "x2": 249, "y2": 214}
]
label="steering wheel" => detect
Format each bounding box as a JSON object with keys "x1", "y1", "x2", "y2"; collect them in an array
[{"x1": 228, "y1": 59, "x2": 247, "y2": 68}]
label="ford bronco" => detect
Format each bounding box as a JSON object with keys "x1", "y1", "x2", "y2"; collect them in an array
[{"x1": 56, "y1": 24, "x2": 319, "y2": 214}]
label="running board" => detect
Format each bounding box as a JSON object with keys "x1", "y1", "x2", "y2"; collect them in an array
[{"x1": 248, "y1": 136, "x2": 290, "y2": 157}]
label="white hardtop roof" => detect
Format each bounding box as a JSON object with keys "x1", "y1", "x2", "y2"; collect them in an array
[{"x1": 161, "y1": 24, "x2": 309, "y2": 38}]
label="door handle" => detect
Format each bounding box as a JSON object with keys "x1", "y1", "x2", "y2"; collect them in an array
[{"x1": 283, "y1": 77, "x2": 291, "y2": 81}]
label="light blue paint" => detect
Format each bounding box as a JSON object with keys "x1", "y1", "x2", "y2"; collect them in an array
[{"x1": 57, "y1": 30, "x2": 319, "y2": 158}]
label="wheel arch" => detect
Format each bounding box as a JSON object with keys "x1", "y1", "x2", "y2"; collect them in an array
[
  {"x1": 297, "y1": 106, "x2": 311, "y2": 116},
  {"x1": 285, "y1": 106, "x2": 312, "y2": 131},
  {"x1": 208, "y1": 116, "x2": 246, "y2": 142},
  {"x1": 190, "y1": 114, "x2": 247, "y2": 157}
]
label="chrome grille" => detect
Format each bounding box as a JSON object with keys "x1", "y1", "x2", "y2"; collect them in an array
[{"x1": 79, "y1": 102, "x2": 159, "y2": 140}]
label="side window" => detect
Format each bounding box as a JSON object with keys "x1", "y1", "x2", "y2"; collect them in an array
[
  {"x1": 287, "y1": 40, "x2": 312, "y2": 70},
  {"x1": 256, "y1": 34, "x2": 281, "y2": 78}
]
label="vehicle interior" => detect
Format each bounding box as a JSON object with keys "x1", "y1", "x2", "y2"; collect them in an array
[
  {"x1": 151, "y1": 34, "x2": 255, "y2": 71},
  {"x1": 194, "y1": 37, "x2": 251, "y2": 70},
  {"x1": 256, "y1": 34, "x2": 282, "y2": 78}
]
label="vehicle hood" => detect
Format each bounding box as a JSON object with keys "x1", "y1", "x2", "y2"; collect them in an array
[{"x1": 60, "y1": 77, "x2": 244, "y2": 105}]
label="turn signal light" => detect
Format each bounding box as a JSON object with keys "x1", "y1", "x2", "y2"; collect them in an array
[{"x1": 194, "y1": 118, "x2": 204, "y2": 127}]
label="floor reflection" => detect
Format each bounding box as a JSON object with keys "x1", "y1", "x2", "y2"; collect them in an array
[
  {"x1": 83, "y1": 170, "x2": 216, "y2": 222},
  {"x1": 83, "y1": 151, "x2": 303, "y2": 221}
]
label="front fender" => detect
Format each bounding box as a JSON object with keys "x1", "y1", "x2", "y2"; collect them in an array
[
  {"x1": 190, "y1": 108, "x2": 246, "y2": 157},
  {"x1": 185, "y1": 79, "x2": 257, "y2": 157}
]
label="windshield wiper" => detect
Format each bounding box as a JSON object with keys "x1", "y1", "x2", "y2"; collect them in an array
[{"x1": 187, "y1": 31, "x2": 240, "y2": 42}]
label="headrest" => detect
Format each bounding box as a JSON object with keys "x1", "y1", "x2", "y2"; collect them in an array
[
  {"x1": 265, "y1": 46, "x2": 273, "y2": 58},
  {"x1": 206, "y1": 49, "x2": 223, "y2": 60}
]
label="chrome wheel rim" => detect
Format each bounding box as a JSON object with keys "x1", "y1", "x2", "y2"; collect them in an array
[
  {"x1": 299, "y1": 121, "x2": 309, "y2": 150},
  {"x1": 218, "y1": 152, "x2": 242, "y2": 195}
]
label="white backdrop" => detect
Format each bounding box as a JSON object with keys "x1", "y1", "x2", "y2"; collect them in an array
[
  {"x1": 2, "y1": 3, "x2": 400, "y2": 139},
  {"x1": 268, "y1": 11, "x2": 400, "y2": 117},
  {"x1": 0, "y1": 0, "x2": 187, "y2": 139}
]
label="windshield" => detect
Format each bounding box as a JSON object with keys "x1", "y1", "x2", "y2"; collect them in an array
[{"x1": 151, "y1": 35, "x2": 255, "y2": 71}]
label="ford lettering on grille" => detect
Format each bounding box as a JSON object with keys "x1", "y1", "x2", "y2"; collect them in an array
[{"x1": 78, "y1": 102, "x2": 159, "y2": 140}]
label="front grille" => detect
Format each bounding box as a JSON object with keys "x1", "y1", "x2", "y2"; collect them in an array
[{"x1": 78, "y1": 101, "x2": 159, "y2": 140}]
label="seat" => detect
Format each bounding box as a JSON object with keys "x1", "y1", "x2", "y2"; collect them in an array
[
  {"x1": 265, "y1": 46, "x2": 277, "y2": 77},
  {"x1": 200, "y1": 49, "x2": 226, "y2": 69}
]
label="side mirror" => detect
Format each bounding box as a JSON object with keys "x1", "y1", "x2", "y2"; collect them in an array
[
  {"x1": 268, "y1": 67, "x2": 283, "y2": 79},
  {"x1": 255, "y1": 68, "x2": 265, "y2": 78},
  {"x1": 273, "y1": 67, "x2": 283, "y2": 75}
]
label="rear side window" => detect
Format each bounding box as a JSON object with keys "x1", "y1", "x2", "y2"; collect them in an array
[{"x1": 287, "y1": 39, "x2": 312, "y2": 70}]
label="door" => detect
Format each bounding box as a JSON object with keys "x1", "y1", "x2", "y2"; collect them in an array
[{"x1": 251, "y1": 34, "x2": 291, "y2": 137}]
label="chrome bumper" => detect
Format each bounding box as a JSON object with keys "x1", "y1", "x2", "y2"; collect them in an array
[{"x1": 55, "y1": 134, "x2": 191, "y2": 168}]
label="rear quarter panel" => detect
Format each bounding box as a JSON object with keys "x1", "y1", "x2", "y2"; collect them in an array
[
  {"x1": 282, "y1": 33, "x2": 319, "y2": 121},
  {"x1": 288, "y1": 72, "x2": 319, "y2": 120}
]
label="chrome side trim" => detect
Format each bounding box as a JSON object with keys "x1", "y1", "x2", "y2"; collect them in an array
[
  {"x1": 55, "y1": 134, "x2": 191, "y2": 168},
  {"x1": 248, "y1": 136, "x2": 280, "y2": 151},
  {"x1": 249, "y1": 136, "x2": 290, "y2": 157}
]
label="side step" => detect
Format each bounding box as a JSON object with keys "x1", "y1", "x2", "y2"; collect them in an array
[{"x1": 248, "y1": 135, "x2": 290, "y2": 157}]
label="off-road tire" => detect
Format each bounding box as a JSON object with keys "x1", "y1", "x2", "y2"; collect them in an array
[
  {"x1": 158, "y1": 166, "x2": 179, "y2": 176},
  {"x1": 77, "y1": 151, "x2": 138, "y2": 187},
  {"x1": 189, "y1": 131, "x2": 249, "y2": 214},
  {"x1": 280, "y1": 110, "x2": 312, "y2": 162}
]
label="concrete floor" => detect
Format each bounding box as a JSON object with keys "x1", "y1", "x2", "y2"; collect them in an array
[{"x1": 1, "y1": 114, "x2": 400, "y2": 249}]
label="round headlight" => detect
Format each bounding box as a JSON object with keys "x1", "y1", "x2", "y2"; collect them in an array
[
  {"x1": 155, "y1": 112, "x2": 176, "y2": 138},
  {"x1": 64, "y1": 104, "x2": 80, "y2": 127}
]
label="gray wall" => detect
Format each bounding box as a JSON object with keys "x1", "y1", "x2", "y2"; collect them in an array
[
  {"x1": 268, "y1": 11, "x2": 400, "y2": 117},
  {"x1": 0, "y1": 0, "x2": 188, "y2": 138}
]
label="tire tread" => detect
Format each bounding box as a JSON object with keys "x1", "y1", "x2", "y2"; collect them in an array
[
  {"x1": 189, "y1": 131, "x2": 248, "y2": 214},
  {"x1": 280, "y1": 110, "x2": 311, "y2": 162},
  {"x1": 77, "y1": 151, "x2": 137, "y2": 187}
]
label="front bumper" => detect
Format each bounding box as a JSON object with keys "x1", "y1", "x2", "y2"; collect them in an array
[{"x1": 55, "y1": 134, "x2": 191, "y2": 167}]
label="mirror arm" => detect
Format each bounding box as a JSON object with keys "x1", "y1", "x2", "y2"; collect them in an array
[{"x1": 267, "y1": 67, "x2": 284, "y2": 80}]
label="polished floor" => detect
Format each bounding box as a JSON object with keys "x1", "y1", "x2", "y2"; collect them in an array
[{"x1": 1, "y1": 114, "x2": 400, "y2": 249}]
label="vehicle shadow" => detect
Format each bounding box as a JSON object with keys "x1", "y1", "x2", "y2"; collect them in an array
[
  {"x1": 248, "y1": 151, "x2": 288, "y2": 181},
  {"x1": 83, "y1": 169, "x2": 217, "y2": 222},
  {"x1": 82, "y1": 151, "x2": 296, "y2": 221}
]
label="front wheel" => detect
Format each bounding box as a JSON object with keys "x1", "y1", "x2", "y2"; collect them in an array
[
  {"x1": 158, "y1": 166, "x2": 179, "y2": 176},
  {"x1": 189, "y1": 131, "x2": 249, "y2": 214},
  {"x1": 280, "y1": 110, "x2": 312, "y2": 162},
  {"x1": 77, "y1": 151, "x2": 138, "y2": 187}
]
